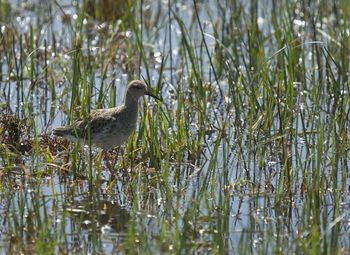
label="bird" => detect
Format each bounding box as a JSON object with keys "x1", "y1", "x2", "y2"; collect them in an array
[{"x1": 52, "y1": 80, "x2": 161, "y2": 152}]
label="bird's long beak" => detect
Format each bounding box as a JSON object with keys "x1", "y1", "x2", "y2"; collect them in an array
[{"x1": 146, "y1": 91, "x2": 162, "y2": 101}]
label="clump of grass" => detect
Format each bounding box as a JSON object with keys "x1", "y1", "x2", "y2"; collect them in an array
[
  {"x1": 0, "y1": 0, "x2": 11, "y2": 24},
  {"x1": 0, "y1": 115, "x2": 32, "y2": 154},
  {"x1": 84, "y1": 0, "x2": 132, "y2": 21}
]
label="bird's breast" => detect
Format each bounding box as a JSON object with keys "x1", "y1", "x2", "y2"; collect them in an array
[{"x1": 92, "y1": 108, "x2": 138, "y2": 149}]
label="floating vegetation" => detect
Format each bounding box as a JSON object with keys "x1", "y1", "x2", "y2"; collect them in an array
[{"x1": 0, "y1": 115, "x2": 32, "y2": 154}]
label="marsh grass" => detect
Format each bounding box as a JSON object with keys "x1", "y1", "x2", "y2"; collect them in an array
[{"x1": 0, "y1": 0, "x2": 349, "y2": 254}]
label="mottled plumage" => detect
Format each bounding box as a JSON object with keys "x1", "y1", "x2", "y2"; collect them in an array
[{"x1": 52, "y1": 80, "x2": 161, "y2": 150}]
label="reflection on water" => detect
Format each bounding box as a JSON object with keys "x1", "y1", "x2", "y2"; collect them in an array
[{"x1": 0, "y1": 0, "x2": 349, "y2": 254}]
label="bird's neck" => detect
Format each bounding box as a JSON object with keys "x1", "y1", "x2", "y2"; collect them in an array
[{"x1": 125, "y1": 93, "x2": 139, "y2": 110}]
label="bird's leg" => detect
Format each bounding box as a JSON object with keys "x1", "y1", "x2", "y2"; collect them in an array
[
  {"x1": 102, "y1": 150, "x2": 115, "y2": 179},
  {"x1": 113, "y1": 146, "x2": 121, "y2": 163},
  {"x1": 113, "y1": 146, "x2": 128, "y2": 173}
]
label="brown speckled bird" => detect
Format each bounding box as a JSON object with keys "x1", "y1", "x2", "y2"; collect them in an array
[{"x1": 52, "y1": 80, "x2": 161, "y2": 150}]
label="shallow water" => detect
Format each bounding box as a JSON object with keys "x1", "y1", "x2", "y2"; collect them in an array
[{"x1": 0, "y1": 0, "x2": 349, "y2": 254}]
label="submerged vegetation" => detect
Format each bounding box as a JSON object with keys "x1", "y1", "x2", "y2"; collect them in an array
[{"x1": 0, "y1": 0, "x2": 349, "y2": 254}]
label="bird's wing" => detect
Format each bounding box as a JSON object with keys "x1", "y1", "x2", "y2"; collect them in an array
[{"x1": 73, "y1": 109, "x2": 114, "y2": 136}]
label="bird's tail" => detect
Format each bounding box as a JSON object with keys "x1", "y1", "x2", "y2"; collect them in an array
[{"x1": 52, "y1": 126, "x2": 73, "y2": 137}]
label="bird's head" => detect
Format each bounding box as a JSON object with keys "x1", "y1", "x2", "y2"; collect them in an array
[{"x1": 127, "y1": 80, "x2": 161, "y2": 101}]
